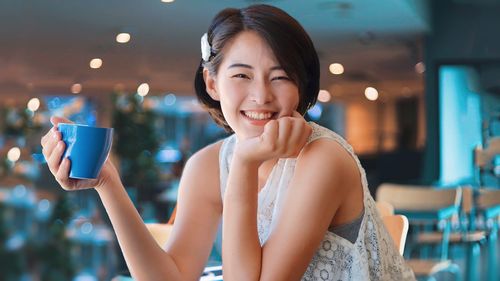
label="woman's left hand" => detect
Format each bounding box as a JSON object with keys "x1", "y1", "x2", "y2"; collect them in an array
[{"x1": 234, "y1": 111, "x2": 312, "y2": 166}]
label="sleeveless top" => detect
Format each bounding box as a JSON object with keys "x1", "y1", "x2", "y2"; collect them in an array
[{"x1": 218, "y1": 122, "x2": 416, "y2": 280}]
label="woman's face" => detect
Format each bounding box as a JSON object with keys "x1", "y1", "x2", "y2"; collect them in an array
[{"x1": 205, "y1": 31, "x2": 300, "y2": 140}]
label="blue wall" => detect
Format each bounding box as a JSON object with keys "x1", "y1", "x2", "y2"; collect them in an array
[{"x1": 439, "y1": 66, "x2": 482, "y2": 185}]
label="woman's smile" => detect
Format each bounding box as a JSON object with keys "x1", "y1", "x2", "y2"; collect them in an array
[{"x1": 240, "y1": 110, "x2": 279, "y2": 126}]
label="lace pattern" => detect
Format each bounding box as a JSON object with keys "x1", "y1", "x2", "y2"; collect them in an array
[{"x1": 219, "y1": 122, "x2": 415, "y2": 280}]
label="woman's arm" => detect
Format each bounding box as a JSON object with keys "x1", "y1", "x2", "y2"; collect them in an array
[
  {"x1": 222, "y1": 157, "x2": 261, "y2": 280},
  {"x1": 258, "y1": 139, "x2": 362, "y2": 280},
  {"x1": 223, "y1": 137, "x2": 362, "y2": 281},
  {"x1": 96, "y1": 141, "x2": 224, "y2": 281},
  {"x1": 163, "y1": 142, "x2": 223, "y2": 280},
  {"x1": 96, "y1": 179, "x2": 183, "y2": 280},
  {"x1": 43, "y1": 117, "x2": 222, "y2": 280}
]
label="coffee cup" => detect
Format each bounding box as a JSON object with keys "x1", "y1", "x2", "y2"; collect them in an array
[{"x1": 58, "y1": 123, "x2": 113, "y2": 179}]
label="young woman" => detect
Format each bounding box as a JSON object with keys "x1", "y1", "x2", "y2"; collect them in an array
[{"x1": 41, "y1": 4, "x2": 415, "y2": 281}]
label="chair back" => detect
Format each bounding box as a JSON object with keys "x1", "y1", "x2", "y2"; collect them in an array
[
  {"x1": 145, "y1": 223, "x2": 173, "y2": 247},
  {"x1": 477, "y1": 188, "x2": 500, "y2": 210},
  {"x1": 376, "y1": 201, "x2": 395, "y2": 217},
  {"x1": 475, "y1": 137, "x2": 500, "y2": 167},
  {"x1": 376, "y1": 184, "x2": 462, "y2": 260},
  {"x1": 382, "y1": 214, "x2": 409, "y2": 255},
  {"x1": 376, "y1": 184, "x2": 462, "y2": 213},
  {"x1": 477, "y1": 188, "x2": 500, "y2": 223},
  {"x1": 461, "y1": 186, "x2": 474, "y2": 214},
  {"x1": 145, "y1": 205, "x2": 177, "y2": 247}
]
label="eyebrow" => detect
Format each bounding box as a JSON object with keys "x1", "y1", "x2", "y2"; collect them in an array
[{"x1": 227, "y1": 63, "x2": 284, "y2": 71}]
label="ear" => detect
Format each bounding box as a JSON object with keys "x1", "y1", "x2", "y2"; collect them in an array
[{"x1": 203, "y1": 68, "x2": 220, "y2": 101}]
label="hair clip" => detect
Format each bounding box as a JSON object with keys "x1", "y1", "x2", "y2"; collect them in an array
[{"x1": 201, "y1": 33, "x2": 211, "y2": 62}]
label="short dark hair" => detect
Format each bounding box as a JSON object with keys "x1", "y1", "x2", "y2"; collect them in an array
[{"x1": 194, "y1": 4, "x2": 320, "y2": 132}]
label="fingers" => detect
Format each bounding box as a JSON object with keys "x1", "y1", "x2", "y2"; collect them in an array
[
  {"x1": 55, "y1": 157, "x2": 72, "y2": 189},
  {"x1": 41, "y1": 127, "x2": 61, "y2": 159},
  {"x1": 261, "y1": 119, "x2": 279, "y2": 145},
  {"x1": 50, "y1": 116, "x2": 73, "y2": 126},
  {"x1": 47, "y1": 140, "x2": 66, "y2": 175},
  {"x1": 277, "y1": 115, "x2": 310, "y2": 157},
  {"x1": 40, "y1": 115, "x2": 74, "y2": 190},
  {"x1": 277, "y1": 117, "x2": 292, "y2": 152}
]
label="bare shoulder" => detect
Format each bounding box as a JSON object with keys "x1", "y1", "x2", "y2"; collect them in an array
[
  {"x1": 179, "y1": 139, "x2": 224, "y2": 204},
  {"x1": 298, "y1": 137, "x2": 360, "y2": 181},
  {"x1": 185, "y1": 139, "x2": 223, "y2": 169},
  {"x1": 292, "y1": 136, "x2": 364, "y2": 224}
]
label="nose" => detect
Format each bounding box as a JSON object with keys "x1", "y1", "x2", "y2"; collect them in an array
[{"x1": 249, "y1": 80, "x2": 274, "y2": 105}]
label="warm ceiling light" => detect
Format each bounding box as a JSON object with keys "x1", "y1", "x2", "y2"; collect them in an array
[
  {"x1": 318, "y1": 90, "x2": 331, "y2": 103},
  {"x1": 7, "y1": 147, "x2": 21, "y2": 162},
  {"x1": 364, "y1": 87, "x2": 379, "y2": 101},
  {"x1": 415, "y1": 62, "x2": 425, "y2": 74},
  {"x1": 329, "y1": 63, "x2": 344, "y2": 75},
  {"x1": 116, "y1": 33, "x2": 131, "y2": 43},
  {"x1": 161, "y1": 0, "x2": 175, "y2": 3},
  {"x1": 27, "y1": 98, "x2": 40, "y2": 112},
  {"x1": 137, "y1": 83, "x2": 150, "y2": 96},
  {"x1": 90, "y1": 58, "x2": 103, "y2": 69},
  {"x1": 71, "y1": 83, "x2": 82, "y2": 94}
]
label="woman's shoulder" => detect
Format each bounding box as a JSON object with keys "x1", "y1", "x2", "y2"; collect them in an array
[
  {"x1": 180, "y1": 139, "x2": 225, "y2": 203},
  {"x1": 299, "y1": 137, "x2": 357, "y2": 176},
  {"x1": 186, "y1": 139, "x2": 225, "y2": 168},
  {"x1": 296, "y1": 124, "x2": 361, "y2": 187},
  {"x1": 302, "y1": 123, "x2": 355, "y2": 165}
]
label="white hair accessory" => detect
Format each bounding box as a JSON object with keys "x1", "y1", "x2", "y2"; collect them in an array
[{"x1": 201, "y1": 33, "x2": 211, "y2": 62}]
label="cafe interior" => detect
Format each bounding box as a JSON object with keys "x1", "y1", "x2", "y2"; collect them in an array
[{"x1": 0, "y1": 0, "x2": 499, "y2": 280}]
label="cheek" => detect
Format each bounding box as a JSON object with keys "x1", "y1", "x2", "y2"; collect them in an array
[
  {"x1": 279, "y1": 85, "x2": 300, "y2": 111},
  {"x1": 219, "y1": 91, "x2": 243, "y2": 122}
]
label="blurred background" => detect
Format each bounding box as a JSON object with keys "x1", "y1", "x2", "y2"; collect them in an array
[{"x1": 0, "y1": 0, "x2": 498, "y2": 280}]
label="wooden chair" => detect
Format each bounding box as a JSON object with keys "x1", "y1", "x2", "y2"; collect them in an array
[
  {"x1": 474, "y1": 137, "x2": 500, "y2": 186},
  {"x1": 145, "y1": 223, "x2": 173, "y2": 247},
  {"x1": 382, "y1": 214, "x2": 409, "y2": 255},
  {"x1": 143, "y1": 206, "x2": 223, "y2": 280},
  {"x1": 376, "y1": 183, "x2": 462, "y2": 281},
  {"x1": 376, "y1": 201, "x2": 395, "y2": 217},
  {"x1": 145, "y1": 206, "x2": 177, "y2": 247}
]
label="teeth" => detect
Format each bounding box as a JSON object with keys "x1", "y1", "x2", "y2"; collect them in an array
[{"x1": 244, "y1": 111, "x2": 273, "y2": 120}]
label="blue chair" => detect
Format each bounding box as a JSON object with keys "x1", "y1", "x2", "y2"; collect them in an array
[
  {"x1": 377, "y1": 184, "x2": 462, "y2": 281},
  {"x1": 477, "y1": 188, "x2": 500, "y2": 281},
  {"x1": 415, "y1": 186, "x2": 486, "y2": 281}
]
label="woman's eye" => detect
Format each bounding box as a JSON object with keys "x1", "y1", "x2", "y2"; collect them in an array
[
  {"x1": 272, "y1": 76, "x2": 290, "y2": 81},
  {"x1": 232, "y1": 74, "x2": 250, "y2": 79}
]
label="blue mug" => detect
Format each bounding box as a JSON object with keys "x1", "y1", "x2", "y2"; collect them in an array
[{"x1": 58, "y1": 123, "x2": 113, "y2": 179}]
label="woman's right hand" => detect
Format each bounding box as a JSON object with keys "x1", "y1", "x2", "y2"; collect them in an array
[{"x1": 41, "y1": 116, "x2": 120, "y2": 192}]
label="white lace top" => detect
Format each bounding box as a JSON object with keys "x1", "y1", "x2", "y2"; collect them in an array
[{"x1": 219, "y1": 122, "x2": 415, "y2": 280}]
